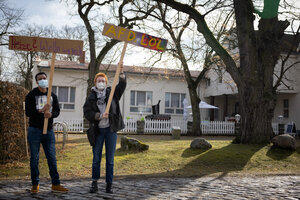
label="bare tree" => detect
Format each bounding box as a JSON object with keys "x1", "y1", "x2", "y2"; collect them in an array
[
  {"x1": 0, "y1": 0, "x2": 23, "y2": 80},
  {"x1": 154, "y1": 0, "x2": 300, "y2": 144}
]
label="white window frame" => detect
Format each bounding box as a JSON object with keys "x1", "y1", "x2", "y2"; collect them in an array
[
  {"x1": 52, "y1": 86, "x2": 76, "y2": 111},
  {"x1": 164, "y1": 92, "x2": 186, "y2": 115},
  {"x1": 130, "y1": 90, "x2": 153, "y2": 113}
]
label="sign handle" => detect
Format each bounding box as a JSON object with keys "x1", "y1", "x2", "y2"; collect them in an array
[
  {"x1": 105, "y1": 42, "x2": 128, "y2": 114},
  {"x1": 23, "y1": 102, "x2": 29, "y2": 158},
  {"x1": 43, "y1": 52, "x2": 56, "y2": 134}
]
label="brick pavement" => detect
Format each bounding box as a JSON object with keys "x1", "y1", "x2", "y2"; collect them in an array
[{"x1": 0, "y1": 175, "x2": 299, "y2": 199}]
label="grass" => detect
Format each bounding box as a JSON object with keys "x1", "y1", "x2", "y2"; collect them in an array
[{"x1": 0, "y1": 134, "x2": 299, "y2": 180}]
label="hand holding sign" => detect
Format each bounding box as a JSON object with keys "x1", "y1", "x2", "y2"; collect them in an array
[{"x1": 102, "y1": 23, "x2": 168, "y2": 114}]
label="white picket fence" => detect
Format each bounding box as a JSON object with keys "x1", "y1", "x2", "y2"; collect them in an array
[
  {"x1": 122, "y1": 119, "x2": 235, "y2": 135},
  {"x1": 54, "y1": 118, "x2": 84, "y2": 133},
  {"x1": 144, "y1": 119, "x2": 188, "y2": 134},
  {"x1": 201, "y1": 121, "x2": 235, "y2": 135},
  {"x1": 53, "y1": 118, "x2": 280, "y2": 136}
]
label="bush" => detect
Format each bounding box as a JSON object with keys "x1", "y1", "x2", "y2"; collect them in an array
[{"x1": 0, "y1": 81, "x2": 29, "y2": 163}]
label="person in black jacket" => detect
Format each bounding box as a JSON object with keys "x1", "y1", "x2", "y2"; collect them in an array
[
  {"x1": 25, "y1": 72, "x2": 68, "y2": 193},
  {"x1": 83, "y1": 65, "x2": 126, "y2": 194}
]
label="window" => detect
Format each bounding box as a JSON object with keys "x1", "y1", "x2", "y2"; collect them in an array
[
  {"x1": 130, "y1": 90, "x2": 152, "y2": 113},
  {"x1": 283, "y1": 99, "x2": 289, "y2": 118},
  {"x1": 52, "y1": 86, "x2": 76, "y2": 110},
  {"x1": 165, "y1": 92, "x2": 186, "y2": 114}
]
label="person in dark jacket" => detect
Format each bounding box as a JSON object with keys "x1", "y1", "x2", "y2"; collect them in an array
[
  {"x1": 25, "y1": 72, "x2": 68, "y2": 193},
  {"x1": 83, "y1": 65, "x2": 126, "y2": 194}
]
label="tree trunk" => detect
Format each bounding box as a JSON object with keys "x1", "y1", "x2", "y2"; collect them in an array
[
  {"x1": 233, "y1": 16, "x2": 289, "y2": 144},
  {"x1": 188, "y1": 86, "x2": 201, "y2": 136},
  {"x1": 235, "y1": 85, "x2": 276, "y2": 144},
  {"x1": 24, "y1": 75, "x2": 32, "y2": 90}
]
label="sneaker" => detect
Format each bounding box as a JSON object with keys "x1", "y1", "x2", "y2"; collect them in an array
[
  {"x1": 52, "y1": 184, "x2": 69, "y2": 193},
  {"x1": 106, "y1": 183, "x2": 113, "y2": 194},
  {"x1": 31, "y1": 184, "x2": 39, "y2": 193},
  {"x1": 89, "y1": 181, "x2": 98, "y2": 193}
]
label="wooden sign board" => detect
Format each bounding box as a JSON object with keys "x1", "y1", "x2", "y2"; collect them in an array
[
  {"x1": 9, "y1": 36, "x2": 84, "y2": 56},
  {"x1": 102, "y1": 23, "x2": 168, "y2": 52}
]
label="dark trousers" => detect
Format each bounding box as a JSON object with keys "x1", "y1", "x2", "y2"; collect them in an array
[
  {"x1": 27, "y1": 127, "x2": 60, "y2": 185},
  {"x1": 92, "y1": 127, "x2": 117, "y2": 184}
]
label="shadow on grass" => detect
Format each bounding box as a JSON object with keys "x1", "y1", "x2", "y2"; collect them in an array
[
  {"x1": 181, "y1": 148, "x2": 208, "y2": 158},
  {"x1": 114, "y1": 148, "x2": 144, "y2": 157},
  {"x1": 266, "y1": 146, "x2": 295, "y2": 160},
  {"x1": 134, "y1": 143, "x2": 265, "y2": 179}
]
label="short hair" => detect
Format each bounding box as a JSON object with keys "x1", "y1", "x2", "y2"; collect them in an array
[
  {"x1": 35, "y1": 72, "x2": 47, "y2": 81},
  {"x1": 94, "y1": 72, "x2": 108, "y2": 84}
]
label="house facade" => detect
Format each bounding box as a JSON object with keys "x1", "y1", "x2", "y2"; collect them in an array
[{"x1": 32, "y1": 60, "x2": 200, "y2": 122}]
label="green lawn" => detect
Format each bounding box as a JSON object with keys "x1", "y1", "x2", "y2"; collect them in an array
[{"x1": 1, "y1": 134, "x2": 299, "y2": 180}]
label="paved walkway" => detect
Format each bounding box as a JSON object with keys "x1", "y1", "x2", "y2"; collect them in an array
[{"x1": 0, "y1": 175, "x2": 299, "y2": 199}]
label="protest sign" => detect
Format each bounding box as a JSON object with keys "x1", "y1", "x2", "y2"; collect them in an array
[
  {"x1": 102, "y1": 23, "x2": 168, "y2": 52},
  {"x1": 102, "y1": 23, "x2": 168, "y2": 114}
]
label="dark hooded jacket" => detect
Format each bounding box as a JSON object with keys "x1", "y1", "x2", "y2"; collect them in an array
[{"x1": 83, "y1": 75, "x2": 126, "y2": 146}]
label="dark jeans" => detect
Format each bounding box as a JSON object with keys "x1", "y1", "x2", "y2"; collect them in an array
[
  {"x1": 92, "y1": 127, "x2": 117, "y2": 184},
  {"x1": 27, "y1": 127, "x2": 60, "y2": 185}
]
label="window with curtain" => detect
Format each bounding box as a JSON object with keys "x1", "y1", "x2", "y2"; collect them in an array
[
  {"x1": 165, "y1": 92, "x2": 186, "y2": 114},
  {"x1": 52, "y1": 86, "x2": 76, "y2": 110},
  {"x1": 130, "y1": 90, "x2": 152, "y2": 113}
]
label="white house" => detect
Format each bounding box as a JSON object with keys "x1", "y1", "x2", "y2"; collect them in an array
[{"x1": 32, "y1": 60, "x2": 200, "y2": 123}]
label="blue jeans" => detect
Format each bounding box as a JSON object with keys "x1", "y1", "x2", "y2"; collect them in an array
[
  {"x1": 92, "y1": 127, "x2": 117, "y2": 184},
  {"x1": 27, "y1": 127, "x2": 60, "y2": 185}
]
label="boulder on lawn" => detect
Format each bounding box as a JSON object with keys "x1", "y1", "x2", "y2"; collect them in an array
[
  {"x1": 190, "y1": 138, "x2": 212, "y2": 149},
  {"x1": 272, "y1": 134, "x2": 296, "y2": 150},
  {"x1": 120, "y1": 136, "x2": 149, "y2": 151}
]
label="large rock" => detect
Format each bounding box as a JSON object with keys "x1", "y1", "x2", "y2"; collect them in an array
[
  {"x1": 190, "y1": 138, "x2": 212, "y2": 149},
  {"x1": 272, "y1": 134, "x2": 296, "y2": 150},
  {"x1": 120, "y1": 136, "x2": 149, "y2": 151}
]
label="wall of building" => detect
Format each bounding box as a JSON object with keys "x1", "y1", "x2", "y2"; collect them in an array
[{"x1": 123, "y1": 73, "x2": 190, "y2": 120}]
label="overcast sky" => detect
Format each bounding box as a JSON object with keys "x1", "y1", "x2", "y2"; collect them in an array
[{"x1": 9, "y1": 0, "x2": 82, "y2": 28}]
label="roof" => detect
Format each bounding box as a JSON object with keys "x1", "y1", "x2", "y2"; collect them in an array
[{"x1": 37, "y1": 60, "x2": 201, "y2": 78}]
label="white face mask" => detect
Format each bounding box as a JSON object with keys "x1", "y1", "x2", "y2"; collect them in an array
[
  {"x1": 96, "y1": 82, "x2": 106, "y2": 90},
  {"x1": 38, "y1": 79, "x2": 48, "y2": 88}
]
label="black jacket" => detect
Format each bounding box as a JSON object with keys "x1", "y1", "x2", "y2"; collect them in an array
[
  {"x1": 83, "y1": 75, "x2": 126, "y2": 146},
  {"x1": 25, "y1": 87, "x2": 60, "y2": 130}
]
